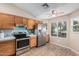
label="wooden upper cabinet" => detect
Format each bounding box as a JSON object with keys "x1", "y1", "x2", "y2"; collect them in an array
[
  {"x1": 27, "y1": 18, "x2": 35, "y2": 29},
  {"x1": 23, "y1": 18, "x2": 28, "y2": 27},
  {"x1": 34, "y1": 20, "x2": 42, "y2": 25},
  {"x1": 0, "y1": 13, "x2": 41, "y2": 29},
  {"x1": 34, "y1": 20, "x2": 39, "y2": 25},
  {"x1": 14, "y1": 16, "x2": 23, "y2": 25},
  {"x1": 0, "y1": 13, "x2": 15, "y2": 29}
]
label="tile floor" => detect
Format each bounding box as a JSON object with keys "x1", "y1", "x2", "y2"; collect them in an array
[{"x1": 21, "y1": 43, "x2": 78, "y2": 56}]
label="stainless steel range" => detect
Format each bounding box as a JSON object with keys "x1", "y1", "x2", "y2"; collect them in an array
[
  {"x1": 14, "y1": 34, "x2": 30, "y2": 55},
  {"x1": 11, "y1": 25, "x2": 30, "y2": 55},
  {"x1": 16, "y1": 38, "x2": 29, "y2": 51}
]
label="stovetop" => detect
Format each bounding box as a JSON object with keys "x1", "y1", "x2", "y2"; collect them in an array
[{"x1": 14, "y1": 34, "x2": 30, "y2": 39}]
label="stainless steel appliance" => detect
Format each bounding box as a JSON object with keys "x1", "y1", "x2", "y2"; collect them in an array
[
  {"x1": 12, "y1": 25, "x2": 30, "y2": 55},
  {"x1": 14, "y1": 34, "x2": 30, "y2": 55},
  {"x1": 35, "y1": 24, "x2": 47, "y2": 47},
  {"x1": 14, "y1": 34, "x2": 29, "y2": 50}
]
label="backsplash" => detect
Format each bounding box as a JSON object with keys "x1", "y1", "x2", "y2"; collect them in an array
[
  {"x1": 0, "y1": 29, "x2": 13, "y2": 37},
  {"x1": 0, "y1": 29, "x2": 35, "y2": 37}
]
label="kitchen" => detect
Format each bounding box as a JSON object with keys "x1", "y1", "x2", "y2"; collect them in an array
[
  {"x1": 0, "y1": 11, "x2": 49, "y2": 55},
  {"x1": 0, "y1": 3, "x2": 79, "y2": 56}
]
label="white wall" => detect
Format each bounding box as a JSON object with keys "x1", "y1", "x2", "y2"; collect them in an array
[
  {"x1": 0, "y1": 3, "x2": 35, "y2": 19},
  {"x1": 47, "y1": 9, "x2": 79, "y2": 54},
  {"x1": 69, "y1": 10, "x2": 79, "y2": 53}
]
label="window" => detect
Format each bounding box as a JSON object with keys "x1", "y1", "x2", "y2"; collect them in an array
[
  {"x1": 72, "y1": 17, "x2": 79, "y2": 32},
  {"x1": 51, "y1": 21, "x2": 67, "y2": 38},
  {"x1": 58, "y1": 21, "x2": 67, "y2": 37},
  {"x1": 51, "y1": 22, "x2": 58, "y2": 36}
]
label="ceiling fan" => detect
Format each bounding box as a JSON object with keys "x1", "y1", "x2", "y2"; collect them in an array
[{"x1": 51, "y1": 10, "x2": 64, "y2": 17}]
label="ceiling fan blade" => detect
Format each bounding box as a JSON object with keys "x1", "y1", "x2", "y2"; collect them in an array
[
  {"x1": 55, "y1": 12, "x2": 64, "y2": 14},
  {"x1": 52, "y1": 12, "x2": 64, "y2": 17},
  {"x1": 52, "y1": 12, "x2": 64, "y2": 15}
]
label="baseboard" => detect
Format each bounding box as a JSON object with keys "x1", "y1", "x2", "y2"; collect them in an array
[
  {"x1": 50, "y1": 42, "x2": 79, "y2": 55},
  {"x1": 68, "y1": 47, "x2": 79, "y2": 56}
]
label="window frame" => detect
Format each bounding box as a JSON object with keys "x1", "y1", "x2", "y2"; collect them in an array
[
  {"x1": 71, "y1": 16, "x2": 79, "y2": 32},
  {"x1": 51, "y1": 20, "x2": 67, "y2": 38}
]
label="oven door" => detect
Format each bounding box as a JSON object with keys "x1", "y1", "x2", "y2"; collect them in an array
[{"x1": 16, "y1": 38, "x2": 29, "y2": 51}]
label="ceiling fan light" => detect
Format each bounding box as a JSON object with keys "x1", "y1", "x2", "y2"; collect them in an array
[{"x1": 52, "y1": 14, "x2": 56, "y2": 17}]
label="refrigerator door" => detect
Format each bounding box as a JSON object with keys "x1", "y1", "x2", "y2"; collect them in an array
[
  {"x1": 37, "y1": 33, "x2": 46, "y2": 47},
  {"x1": 35, "y1": 24, "x2": 47, "y2": 47}
]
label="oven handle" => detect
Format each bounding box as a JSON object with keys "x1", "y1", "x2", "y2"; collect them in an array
[{"x1": 16, "y1": 38, "x2": 30, "y2": 41}]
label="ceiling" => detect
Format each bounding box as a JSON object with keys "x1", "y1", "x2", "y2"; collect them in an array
[{"x1": 13, "y1": 3, "x2": 79, "y2": 19}]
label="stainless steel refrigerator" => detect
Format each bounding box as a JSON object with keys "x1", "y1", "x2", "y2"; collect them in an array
[{"x1": 35, "y1": 24, "x2": 47, "y2": 47}]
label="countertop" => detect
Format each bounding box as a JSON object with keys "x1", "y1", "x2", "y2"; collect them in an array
[
  {"x1": 0, "y1": 34, "x2": 37, "y2": 41},
  {"x1": 0, "y1": 37, "x2": 15, "y2": 41}
]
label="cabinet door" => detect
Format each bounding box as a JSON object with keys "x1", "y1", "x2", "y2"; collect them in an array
[
  {"x1": 0, "y1": 13, "x2": 15, "y2": 29},
  {"x1": 23, "y1": 18, "x2": 28, "y2": 27},
  {"x1": 27, "y1": 19, "x2": 35, "y2": 29},
  {"x1": 29, "y1": 36, "x2": 37, "y2": 48},
  {"x1": 14, "y1": 16, "x2": 23, "y2": 25},
  {"x1": 0, "y1": 40, "x2": 16, "y2": 56},
  {"x1": 34, "y1": 20, "x2": 42, "y2": 26},
  {"x1": 35, "y1": 20, "x2": 39, "y2": 25}
]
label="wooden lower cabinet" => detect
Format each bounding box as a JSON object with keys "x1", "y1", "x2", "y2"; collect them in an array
[
  {"x1": 29, "y1": 36, "x2": 37, "y2": 48},
  {"x1": 0, "y1": 40, "x2": 16, "y2": 56}
]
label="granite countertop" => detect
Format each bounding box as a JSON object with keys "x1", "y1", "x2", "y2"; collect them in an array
[
  {"x1": 0, "y1": 37, "x2": 15, "y2": 41},
  {"x1": 0, "y1": 34, "x2": 37, "y2": 41}
]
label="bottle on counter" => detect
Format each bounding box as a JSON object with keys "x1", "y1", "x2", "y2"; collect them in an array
[{"x1": 0, "y1": 31, "x2": 4, "y2": 38}]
